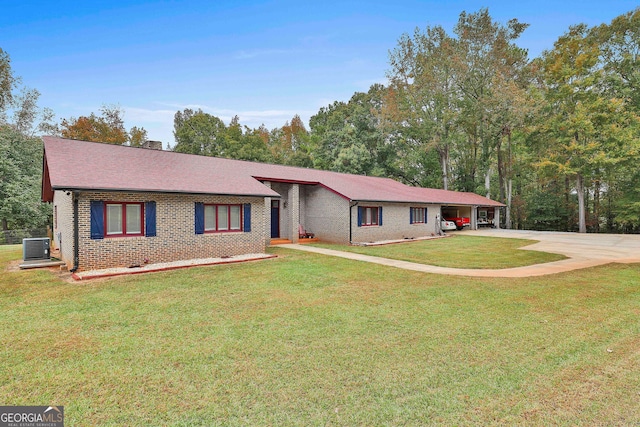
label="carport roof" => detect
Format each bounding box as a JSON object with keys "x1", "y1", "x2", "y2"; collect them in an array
[{"x1": 41, "y1": 137, "x2": 504, "y2": 208}]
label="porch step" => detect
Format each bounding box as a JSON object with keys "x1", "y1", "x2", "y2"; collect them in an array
[
  {"x1": 270, "y1": 238, "x2": 320, "y2": 245},
  {"x1": 297, "y1": 237, "x2": 319, "y2": 244},
  {"x1": 270, "y1": 238, "x2": 293, "y2": 246}
]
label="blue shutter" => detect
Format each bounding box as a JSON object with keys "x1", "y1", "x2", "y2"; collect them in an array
[
  {"x1": 424, "y1": 207, "x2": 428, "y2": 223},
  {"x1": 145, "y1": 201, "x2": 156, "y2": 237},
  {"x1": 195, "y1": 202, "x2": 204, "y2": 234},
  {"x1": 357, "y1": 206, "x2": 363, "y2": 227},
  {"x1": 410, "y1": 207, "x2": 414, "y2": 224},
  {"x1": 378, "y1": 206, "x2": 383, "y2": 226},
  {"x1": 90, "y1": 201, "x2": 104, "y2": 239},
  {"x1": 243, "y1": 203, "x2": 252, "y2": 232}
]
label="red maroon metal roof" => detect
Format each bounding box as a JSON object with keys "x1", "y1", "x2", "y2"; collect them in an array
[{"x1": 41, "y1": 136, "x2": 505, "y2": 207}]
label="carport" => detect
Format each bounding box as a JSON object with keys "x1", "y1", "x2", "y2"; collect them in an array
[{"x1": 441, "y1": 204, "x2": 501, "y2": 230}]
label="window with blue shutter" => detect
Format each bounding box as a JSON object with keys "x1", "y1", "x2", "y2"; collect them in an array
[
  {"x1": 359, "y1": 206, "x2": 380, "y2": 226},
  {"x1": 410, "y1": 207, "x2": 427, "y2": 224},
  {"x1": 90, "y1": 201, "x2": 104, "y2": 239},
  {"x1": 145, "y1": 201, "x2": 156, "y2": 237},
  {"x1": 195, "y1": 202, "x2": 204, "y2": 234}
]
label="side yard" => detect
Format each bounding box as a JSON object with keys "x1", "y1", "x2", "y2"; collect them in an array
[{"x1": 1, "y1": 244, "x2": 639, "y2": 426}]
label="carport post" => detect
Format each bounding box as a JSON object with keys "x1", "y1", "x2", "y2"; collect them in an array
[
  {"x1": 494, "y1": 207, "x2": 501, "y2": 229},
  {"x1": 471, "y1": 206, "x2": 477, "y2": 230}
]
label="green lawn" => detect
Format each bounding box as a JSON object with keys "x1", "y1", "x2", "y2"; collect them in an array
[
  {"x1": 1, "y1": 244, "x2": 639, "y2": 426},
  {"x1": 311, "y1": 235, "x2": 566, "y2": 268}
]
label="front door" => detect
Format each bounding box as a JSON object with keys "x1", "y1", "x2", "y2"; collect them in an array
[{"x1": 270, "y1": 200, "x2": 280, "y2": 238}]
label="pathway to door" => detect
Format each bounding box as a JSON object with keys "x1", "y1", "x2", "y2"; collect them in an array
[{"x1": 279, "y1": 230, "x2": 640, "y2": 277}]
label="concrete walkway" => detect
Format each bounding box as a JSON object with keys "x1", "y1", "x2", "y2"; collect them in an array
[{"x1": 279, "y1": 230, "x2": 640, "y2": 277}]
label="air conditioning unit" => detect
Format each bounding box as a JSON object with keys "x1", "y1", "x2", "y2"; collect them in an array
[{"x1": 23, "y1": 238, "x2": 51, "y2": 262}]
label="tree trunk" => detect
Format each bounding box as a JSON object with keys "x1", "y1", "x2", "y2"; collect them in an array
[
  {"x1": 438, "y1": 144, "x2": 450, "y2": 191},
  {"x1": 485, "y1": 166, "x2": 491, "y2": 198},
  {"x1": 505, "y1": 178, "x2": 512, "y2": 229},
  {"x1": 1, "y1": 218, "x2": 8, "y2": 232},
  {"x1": 441, "y1": 154, "x2": 449, "y2": 191},
  {"x1": 577, "y1": 173, "x2": 587, "y2": 233},
  {"x1": 565, "y1": 176, "x2": 571, "y2": 231},
  {"x1": 594, "y1": 179, "x2": 600, "y2": 232},
  {"x1": 496, "y1": 135, "x2": 505, "y2": 202}
]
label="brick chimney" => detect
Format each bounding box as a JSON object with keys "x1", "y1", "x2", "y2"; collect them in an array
[{"x1": 142, "y1": 140, "x2": 163, "y2": 150}]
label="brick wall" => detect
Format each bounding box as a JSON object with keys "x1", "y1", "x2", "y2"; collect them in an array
[
  {"x1": 52, "y1": 191, "x2": 75, "y2": 269},
  {"x1": 305, "y1": 186, "x2": 350, "y2": 243},
  {"x1": 66, "y1": 191, "x2": 266, "y2": 271},
  {"x1": 351, "y1": 203, "x2": 441, "y2": 243}
]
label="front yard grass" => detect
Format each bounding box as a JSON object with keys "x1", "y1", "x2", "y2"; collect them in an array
[
  {"x1": 311, "y1": 235, "x2": 566, "y2": 268},
  {"x1": 1, "y1": 244, "x2": 639, "y2": 426}
]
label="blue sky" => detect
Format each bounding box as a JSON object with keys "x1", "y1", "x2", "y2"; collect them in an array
[{"x1": 2, "y1": 0, "x2": 637, "y2": 146}]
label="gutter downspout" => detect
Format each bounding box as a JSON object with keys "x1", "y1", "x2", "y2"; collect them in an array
[
  {"x1": 70, "y1": 191, "x2": 79, "y2": 273},
  {"x1": 349, "y1": 201, "x2": 358, "y2": 245}
]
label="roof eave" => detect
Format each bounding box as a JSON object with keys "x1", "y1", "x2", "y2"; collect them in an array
[{"x1": 50, "y1": 186, "x2": 279, "y2": 198}]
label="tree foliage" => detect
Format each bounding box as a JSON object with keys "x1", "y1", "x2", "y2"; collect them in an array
[
  {"x1": 0, "y1": 48, "x2": 52, "y2": 231},
  {"x1": 0, "y1": 127, "x2": 50, "y2": 230},
  {"x1": 59, "y1": 105, "x2": 147, "y2": 145}
]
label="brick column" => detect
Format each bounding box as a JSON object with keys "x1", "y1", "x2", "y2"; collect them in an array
[
  {"x1": 290, "y1": 184, "x2": 300, "y2": 243},
  {"x1": 263, "y1": 181, "x2": 272, "y2": 245}
]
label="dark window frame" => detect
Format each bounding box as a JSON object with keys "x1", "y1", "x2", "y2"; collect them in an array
[
  {"x1": 204, "y1": 203, "x2": 243, "y2": 233},
  {"x1": 104, "y1": 201, "x2": 145, "y2": 238},
  {"x1": 361, "y1": 206, "x2": 380, "y2": 226},
  {"x1": 410, "y1": 207, "x2": 427, "y2": 224}
]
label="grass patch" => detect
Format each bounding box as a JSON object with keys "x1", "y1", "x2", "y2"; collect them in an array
[
  {"x1": 1, "y1": 245, "x2": 639, "y2": 425},
  {"x1": 311, "y1": 235, "x2": 566, "y2": 269}
]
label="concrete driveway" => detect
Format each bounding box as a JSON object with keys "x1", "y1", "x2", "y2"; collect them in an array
[
  {"x1": 281, "y1": 230, "x2": 640, "y2": 278},
  {"x1": 468, "y1": 229, "x2": 640, "y2": 262}
]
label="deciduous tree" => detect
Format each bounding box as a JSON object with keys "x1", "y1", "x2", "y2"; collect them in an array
[{"x1": 60, "y1": 105, "x2": 146, "y2": 146}]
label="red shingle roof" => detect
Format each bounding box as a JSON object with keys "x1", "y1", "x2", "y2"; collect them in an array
[{"x1": 41, "y1": 137, "x2": 504, "y2": 208}]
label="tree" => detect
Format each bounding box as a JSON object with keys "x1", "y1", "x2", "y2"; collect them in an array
[
  {"x1": 0, "y1": 48, "x2": 52, "y2": 231},
  {"x1": 594, "y1": 8, "x2": 640, "y2": 111},
  {"x1": 0, "y1": 48, "x2": 16, "y2": 119},
  {"x1": 310, "y1": 85, "x2": 394, "y2": 176},
  {"x1": 172, "y1": 108, "x2": 228, "y2": 156},
  {"x1": 60, "y1": 105, "x2": 147, "y2": 145},
  {"x1": 0, "y1": 127, "x2": 50, "y2": 230},
  {"x1": 129, "y1": 126, "x2": 148, "y2": 147},
  {"x1": 269, "y1": 115, "x2": 313, "y2": 167},
  {"x1": 386, "y1": 8, "x2": 532, "y2": 211},
  {"x1": 387, "y1": 24, "x2": 460, "y2": 189},
  {"x1": 538, "y1": 23, "x2": 640, "y2": 232}
]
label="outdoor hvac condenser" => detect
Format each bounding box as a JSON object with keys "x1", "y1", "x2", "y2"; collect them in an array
[{"x1": 23, "y1": 237, "x2": 51, "y2": 262}]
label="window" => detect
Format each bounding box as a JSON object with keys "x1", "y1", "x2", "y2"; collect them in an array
[
  {"x1": 204, "y1": 204, "x2": 242, "y2": 232},
  {"x1": 90, "y1": 201, "x2": 154, "y2": 240},
  {"x1": 361, "y1": 206, "x2": 379, "y2": 226},
  {"x1": 104, "y1": 202, "x2": 144, "y2": 237},
  {"x1": 411, "y1": 207, "x2": 427, "y2": 224}
]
